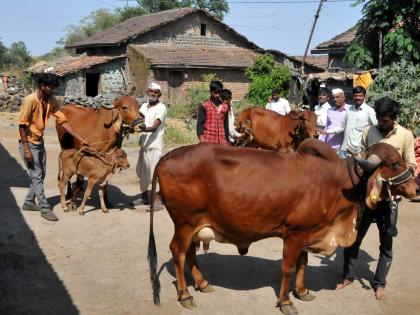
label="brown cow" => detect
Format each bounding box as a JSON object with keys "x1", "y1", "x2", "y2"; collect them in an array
[
  {"x1": 147, "y1": 140, "x2": 416, "y2": 314},
  {"x1": 58, "y1": 147, "x2": 130, "y2": 215},
  {"x1": 56, "y1": 96, "x2": 141, "y2": 203},
  {"x1": 236, "y1": 107, "x2": 316, "y2": 153}
]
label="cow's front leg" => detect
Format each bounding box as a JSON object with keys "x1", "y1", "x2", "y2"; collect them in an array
[
  {"x1": 278, "y1": 239, "x2": 302, "y2": 315},
  {"x1": 58, "y1": 176, "x2": 69, "y2": 212},
  {"x1": 170, "y1": 226, "x2": 197, "y2": 309},
  {"x1": 293, "y1": 251, "x2": 315, "y2": 301},
  {"x1": 78, "y1": 180, "x2": 95, "y2": 216},
  {"x1": 186, "y1": 243, "x2": 214, "y2": 293},
  {"x1": 98, "y1": 185, "x2": 109, "y2": 213}
]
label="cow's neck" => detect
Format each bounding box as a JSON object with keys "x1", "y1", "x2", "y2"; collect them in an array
[
  {"x1": 101, "y1": 108, "x2": 122, "y2": 134},
  {"x1": 342, "y1": 157, "x2": 366, "y2": 202}
]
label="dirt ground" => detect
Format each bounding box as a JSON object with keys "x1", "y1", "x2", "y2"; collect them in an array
[{"x1": 1, "y1": 112, "x2": 419, "y2": 315}]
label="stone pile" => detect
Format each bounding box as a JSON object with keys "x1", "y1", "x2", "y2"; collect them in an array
[
  {"x1": 0, "y1": 78, "x2": 28, "y2": 112},
  {"x1": 62, "y1": 94, "x2": 147, "y2": 109}
]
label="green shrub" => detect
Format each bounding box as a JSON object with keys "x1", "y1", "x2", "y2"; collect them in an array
[
  {"x1": 368, "y1": 60, "x2": 420, "y2": 135},
  {"x1": 245, "y1": 54, "x2": 291, "y2": 106},
  {"x1": 164, "y1": 125, "x2": 198, "y2": 147}
]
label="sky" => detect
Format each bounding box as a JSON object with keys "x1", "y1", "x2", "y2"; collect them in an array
[{"x1": 0, "y1": 0, "x2": 362, "y2": 57}]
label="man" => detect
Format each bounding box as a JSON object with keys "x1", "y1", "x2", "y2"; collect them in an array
[
  {"x1": 196, "y1": 80, "x2": 229, "y2": 145},
  {"x1": 131, "y1": 82, "x2": 167, "y2": 209},
  {"x1": 18, "y1": 73, "x2": 88, "y2": 221},
  {"x1": 322, "y1": 88, "x2": 349, "y2": 152},
  {"x1": 321, "y1": 86, "x2": 377, "y2": 157},
  {"x1": 313, "y1": 87, "x2": 332, "y2": 141},
  {"x1": 221, "y1": 89, "x2": 244, "y2": 145},
  {"x1": 336, "y1": 96, "x2": 416, "y2": 300},
  {"x1": 265, "y1": 88, "x2": 291, "y2": 116}
]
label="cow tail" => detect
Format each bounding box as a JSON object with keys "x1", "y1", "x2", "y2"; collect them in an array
[
  {"x1": 57, "y1": 152, "x2": 62, "y2": 182},
  {"x1": 148, "y1": 169, "x2": 161, "y2": 305}
]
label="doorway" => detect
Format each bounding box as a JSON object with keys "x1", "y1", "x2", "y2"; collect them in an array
[
  {"x1": 168, "y1": 71, "x2": 182, "y2": 104},
  {"x1": 86, "y1": 73, "x2": 100, "y2": 97}
]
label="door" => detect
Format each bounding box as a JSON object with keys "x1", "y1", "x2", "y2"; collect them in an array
[
  {"x1": 86, "y1": 73, "x2": 100, "y2": 97},
  {"x1": 168, "y1": 71, "x2": 182, "y2": 104}
]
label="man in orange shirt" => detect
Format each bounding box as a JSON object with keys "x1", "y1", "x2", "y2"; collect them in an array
[{"x1": 18, "y1": 73, "x2": 88, "y2": 221}]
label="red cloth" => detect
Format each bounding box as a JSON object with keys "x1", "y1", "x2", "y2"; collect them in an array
[
  {"x1": 201, "y1": 100, "x2": 228, "y2": 145},
  {"x1": 415, "y1": 137, "x2": 420, "y2": 186}
]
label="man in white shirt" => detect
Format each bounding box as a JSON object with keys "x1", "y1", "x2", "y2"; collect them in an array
[
  {"x1": 130, "y1": 82, "x2": 167, "y2": 210},
  {"x1": 321, "y1": 86, "x2": 377, "y2": 157},
  {"x1": 313, "y1": 87, "x2": 331, "y2": 140},
  {"x1": 265, "y1": 88, "x2": 291, "y2": 116}
]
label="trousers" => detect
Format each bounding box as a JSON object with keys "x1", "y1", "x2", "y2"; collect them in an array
[{"x1": 136, "y1": 147, "x2": 162, "y2": 193}]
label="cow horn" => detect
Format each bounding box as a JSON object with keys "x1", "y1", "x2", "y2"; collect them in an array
[
  {"x1": 101, "y1": 103, "x2": 115, "y2": 109},
  {"x1": 355, "y1": 154, "x2": 381, "y2": 172}
]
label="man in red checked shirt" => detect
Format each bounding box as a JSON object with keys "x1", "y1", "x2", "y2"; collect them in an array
[{"x1": 196, "y1": 80, "x2": 229, "y2": 145}]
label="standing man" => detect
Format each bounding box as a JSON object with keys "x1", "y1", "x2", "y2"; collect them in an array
[
  {"x1": 220, "y1": 89, "x2": 244, "y2": 145},
  {"x1": 18, "y1": 73, "x2": 88, "y2": 221},
  {"x1": 265, "y1": 88, "x2": 291, "y2": 116},
  {"x1": 196, "y1": 80, "x2": 229, "y2": 145},
  {"x1": 321, "y1": 86, "x2": 377, "y2": 157},
  {"x1": 322, "y1": 88, "x2": 350, "y2": 152},
  {"x1": 313, "y1": 87, "x2": 332, "y2": 141},
  {"x1": 336, "y1": 96, "x2": 416, "y2": 300},
  {"x1": 131, "y1": 82, "x2": 167, "y2": 210}
]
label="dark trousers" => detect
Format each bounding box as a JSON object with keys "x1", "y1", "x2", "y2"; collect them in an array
[{"x1": 343, "y1": 201, "x2": 393, "y2": 288}]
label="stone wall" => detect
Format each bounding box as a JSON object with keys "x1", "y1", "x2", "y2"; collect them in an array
[{"x1": 0, "y1": 78, "x2": 29, "y2": 112}]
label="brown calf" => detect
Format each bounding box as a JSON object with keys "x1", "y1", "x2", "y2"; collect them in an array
[{"x1": 58, "y1": 148, "x2": 130, "y2": 215}]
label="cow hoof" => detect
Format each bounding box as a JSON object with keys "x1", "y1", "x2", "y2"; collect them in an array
[
  {"x1": 179, "y1": 296, "x2": 197, "y2": 309},
  {"x1": 279, "y1": 303, "x2": 298, "y2": 315},
  {"x1": 238, "y1": 246, "x2": 249, "y2": 255},
  {"x1": 195, "y1": 283, "x2": 215, "y2": 293},
  {"x1": 102, "y1": 209, "x2": 109, "y2": 213},
  {"x1": 63, "y1": 207, "x2": 69, "y2": 213},
  {"x1": 78, "y1": 211, "x2": 85, "y2": 216},
  {"x1": 293, "y1": 289, "x2": 315, "y2": 301}
]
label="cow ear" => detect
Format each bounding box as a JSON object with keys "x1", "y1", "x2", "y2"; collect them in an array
[{"x1": 365, "y1": 171, "x2": 383, "y2": 209}]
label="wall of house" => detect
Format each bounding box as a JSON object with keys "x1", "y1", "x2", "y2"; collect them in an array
[
  {"x1": 147, "y1": 67, "x2": 250, "y2": 104},
  {"x1": 133, "y1": 13, "x2": 250, "y2": 49}
]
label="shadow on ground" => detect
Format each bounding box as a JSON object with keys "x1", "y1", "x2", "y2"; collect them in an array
[
  {"x1": 0, "y1": 143, "x2": 79, "y2": 314},
  {"x1": 164, "y1": 247, "x2": 375, "y2": 298}
]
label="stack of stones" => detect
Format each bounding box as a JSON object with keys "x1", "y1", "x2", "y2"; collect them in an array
[
  {"x1": 0, "y1": 79, "x2": 28, "y2": 112},
  {"x1": 62, "y1": 94, "x2": 147, "y2": 109}
]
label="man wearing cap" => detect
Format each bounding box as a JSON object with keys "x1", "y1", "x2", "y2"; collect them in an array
[
  {"x1": 131, "y1": 82, "x2": 167, "y2": 209},
  {"x1": 319, "y1": 86, "x2": 377, "y2": 157},
  {"x1": 322, "y1": 88, "x2": 349, "y2": 152}
]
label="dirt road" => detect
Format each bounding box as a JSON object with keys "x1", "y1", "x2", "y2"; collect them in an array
[{"x1": 1, "y1": 113, "x2": 419, "y2": 315}]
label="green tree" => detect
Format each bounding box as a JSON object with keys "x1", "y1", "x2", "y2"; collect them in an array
[
  {"x1": 5, "y1": 41, "x2": 33, "y2": 68},
  {"x1": 345, "y1": 0, "x2": 420, "y2": 69},
  {"x1": 368, "y1": 60, "x2": 420, "y2": 134},
  {"x1": 0, "y1": 38, "x2": 8, "y2": 70},
  {"x1": 245, "y1": 54, "x2": 291, "y2": 106}
]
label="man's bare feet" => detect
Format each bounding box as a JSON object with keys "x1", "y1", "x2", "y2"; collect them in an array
[
  {"x1": 375, "y1": 287, "x2": 387, "y2": 300},
  {"x1": 335, "y1": 278, "x2": 353, "y2": 290}
]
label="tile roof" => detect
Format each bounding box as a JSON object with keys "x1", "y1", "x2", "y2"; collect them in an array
[
  {"x1": 66, "y1": 7, "x2": 197, "y2": 49},
  {"x1": 312, "y1": 28, "x2": 356, "y2": 51},
  {"x1": 27, "y1": 54, "x2": 125, "y2": 76},
  {"x1": 292, "y1": 55, "x2": 329, "y2": 70},
  {"x1": 130, "y1": 44, "x2": 259, "y2": 68}
]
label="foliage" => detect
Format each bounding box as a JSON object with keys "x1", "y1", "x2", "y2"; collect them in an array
[
  {"x1": 245, "y1": 54, "x2": 291, "y2": 106},
  {"x1": 345, "y1": 0, "x2": 420, "y2": 69},
  {"x1": 38, "y1": 47, "x2": 69, "y2": 61},
  {"x1": 164, "y1": 124, "x2": 198, "y2": 147},
  {"x1": 169, "y1": 73, "x2": 219, "y2": 119},
  {"x1": 368, "y1": 60, "x2": 420, "y2": 135},
  {"x1": 137, "y1": 0, "x2": 229, "y2": 20},
  {"x1": 0, "y1": 39, "x2": 33, "y2": 72}
]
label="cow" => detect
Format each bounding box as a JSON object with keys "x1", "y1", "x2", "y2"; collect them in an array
[
  {"x1": 58, "y1": 147, "x2": 130, "y2": 215},
  {"x1": 147, "y1": 140, "x2": 417, "y2": 314},
  {"x1": 56, "y1": 96, "x2": 141, "y2": 204},
  {"x1": 236, "y1": 107, "x2": 317, "y2": 153}
]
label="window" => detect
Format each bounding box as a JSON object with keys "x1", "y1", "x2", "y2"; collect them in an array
[{"x1": 200, "y1": 24, "x2": 207, "y2": 36}]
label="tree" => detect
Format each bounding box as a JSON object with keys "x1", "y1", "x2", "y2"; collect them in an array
[
  {"x1": 345, "y1": 0, "x2": 420, "y2": 69},
  {"x1": 245, "y1": 54, "x2": 291, "y2": 106},
  {"x1": 5, "y1": 42, "x2": 33, "y2": 68},
  {"x1": 0, "y1": 38, "x2": 7, "y2": 70}
]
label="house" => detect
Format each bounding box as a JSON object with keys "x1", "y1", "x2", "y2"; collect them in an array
[
  {"x1": 28, "y1": 7, "x2": 321, "y2": 104},
  {"x1": 310, "y1": 27, "x2": 356, "y2": 70}
]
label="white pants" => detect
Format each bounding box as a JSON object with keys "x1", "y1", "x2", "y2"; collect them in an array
[{"x1": 136, "y1": 147, "x2": 162, "y2": 193}]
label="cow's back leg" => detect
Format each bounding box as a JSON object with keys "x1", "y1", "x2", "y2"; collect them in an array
[
  {"x1": 186, "y1": 244, "x2": 214, "y2": 293},
  {"x1": 293, "y1": 251, "x2": 315, "y2": 301},
  {"x1": 58, "y1": 173, "x2": 71, "y2": 212},
  {"x1": 170, "y1": 226, "x2": 197, "y2": 309},
  {"x1": 98, "y1": 185, "x2": 109, "y2": 213},
  {"x1": 78, "y1": 179, "x2": 95, "y2": 216},
  {"x1": 277, "y1": 239, "x2": 303, "y2": 315},
  {"x1": 103, "y1": 183, "x2": 113, "y2": 208}
]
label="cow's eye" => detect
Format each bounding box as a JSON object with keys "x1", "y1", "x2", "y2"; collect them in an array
[
  {"x1": 390, "y1": 161, "x2": 399, "y2": 170},
  {"x1": 122, "y1": 106, "x2": 128, "y2": 110}
]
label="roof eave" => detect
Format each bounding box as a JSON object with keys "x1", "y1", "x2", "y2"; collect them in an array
[{"x1": 311, "y1": 48, "x2": 347, "y2": 54}]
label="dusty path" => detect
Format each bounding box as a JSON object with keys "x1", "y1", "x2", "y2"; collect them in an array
[{"x1": 1, "y1": 112, "x2": 419, "y2": 315}]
